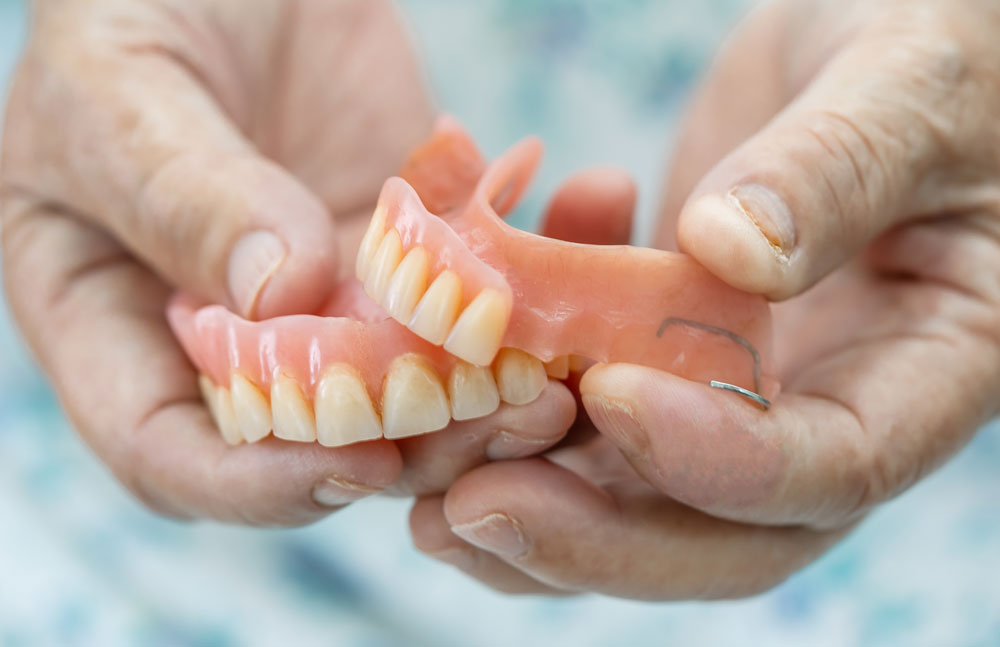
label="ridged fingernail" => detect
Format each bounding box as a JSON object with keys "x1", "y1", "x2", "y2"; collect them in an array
[
  {"x1": 485, "y1": 429, "x2": 553, "y2": 461},
  {"x1": 582, "y1": 393, "x2": 644, "y2": 458},
  {"x1": 228, "y1": 230, "x2": 286, "y2": 318},
  {"x1": 450, "y1": 512, "x2": 531, "y2": 558},
  {"x1": 312, "y1": 476, "x2": 382, "y2": 508},
  {"x1": 728, "y1": 184, "x2": 795, "y2": 258}
]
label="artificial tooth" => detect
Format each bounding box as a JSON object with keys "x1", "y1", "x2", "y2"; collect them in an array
[
  {"x1": 383, "y1": 246, "x2": 430, "y2": 323},
  {"x1": 381, "y1": 354, "x2": 450, "y2": 438},
  {"x1": 315, "y1": 364, "x2": 383, "y2": 447},
  {"x1": 493, "y1": 348, "x2": 547, "y2": 405},
  {"x1": 364, "y1": 229, "x2": 404, "y2": 301},
  {"x1": 544, "y1": 355, "x2": 570, "y2": 380},
  {"x1": 568, "y1": 354, "x2": 591, "y2": 373},
  {"x1": 270, "y1": 372, "x2": 317, "y2": 442},
  {"x1": 198, "y1": 374, "x2": 217, "y2": 413},
  {"x1": 230, "y1": 372, "x2": 272, "y2": 443},
  {"x1": 356, "y1": 204, "x2": 388, "y2": 279},
  {"x1": 408, "y1": 270, "x2": 462, "y2": 345},
  {"x1": 443, "y1": 288, "x2": 511, "y2": 366},
  {"x1": 447, "y1": 361, "x2": 501, "y2": 421},
  {"x1": 199, "y1": 375, "x2": 242, "y2": 445}
]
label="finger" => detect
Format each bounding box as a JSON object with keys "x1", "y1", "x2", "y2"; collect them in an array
[
  {"x1": 675, "y1": 13, "x2": 978, "y2": 299},
  {"x1": 442, "y1": 459, "x2": 841, "y2": 600},
  {"x1": 4, "y1": 6, "x2": 337, "y2": 318},
  {"x1": 540, "y1": 167, "x2": 636, "y2": 245},
  {"x1": 654, "y1": 1, "x2": 793, "y2": 250},
  {"x1": 579, "y1": 292, "x2": 1000, "y2": 530},
  {"x1": 2, "y1": 197, "x2": 401, "y2": 524},
  {"x1": 409, "y1": 496, "x2": 562, "y2": 595},
  {"x1": 390, "y1": 381, "x2": 576, "y2": 496}
]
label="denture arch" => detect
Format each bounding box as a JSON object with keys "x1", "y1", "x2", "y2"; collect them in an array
[{"x1": 359, "y1": 118, "x2": 777, "y2": 399}]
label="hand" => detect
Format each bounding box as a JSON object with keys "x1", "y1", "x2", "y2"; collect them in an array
[
  {"x1": 409, "y1": 0, "x2": 1000, "y2": 597},
  {"x1": 0, "y1": 0, "x2": 575, "y2": 525}
]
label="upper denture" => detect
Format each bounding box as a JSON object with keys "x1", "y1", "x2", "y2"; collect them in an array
[{"x1": 358, "y1": 119, "x2": 776, "y2": 398}]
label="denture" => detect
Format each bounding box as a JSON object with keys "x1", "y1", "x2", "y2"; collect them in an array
[{"x1": 169, "y1": 117, "x2": 777, "y2": 449}]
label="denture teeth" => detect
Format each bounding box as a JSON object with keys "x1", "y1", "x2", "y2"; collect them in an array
[
  {"x1": 364, "y1": 229, "x2": 404, "y2": 301},
  {"x1": 270, "y1": 372, "x2": 317, "y2": 442},
  {"x1": 443, "y1": 288, "x2": 512, "y2": 366},
  {"x1": 314, "y1": 364, "x2": 383, "y2": 447},
  {"x1": 356, "y1": 205, "x2": 388, "y2": 280},
  {"x1": 493, "y1": 348, "x2": 547, "y2": 406},
  {"x1": 381, "y1": 354, "x2": 451, "y2": 438},
  {"x1": 544, "y1": 355, "x2": 570, "y2": 380},
  {"x1": 383, "y1": 246, "x2": 430, "y2": 324},
  {"x1": 407, "y1": 270, "x2": 463, "y2": 345},
  {"x1": 447, "y1": 360, "x2": 501, "y2": 421},
  {"x1": 200, "y1": 375, "x2": 243, "y2": 445},
  {"x1": 230, "y1": 372, "x2": 272, "y2": 443}
]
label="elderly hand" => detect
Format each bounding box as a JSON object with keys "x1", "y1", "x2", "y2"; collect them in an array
[
  {"x1": 409, "y1": 0, "x2": 1000, "y2": 597},
  {"x1": 0, "y1": 0, "x2": 582, "y2": 525}
]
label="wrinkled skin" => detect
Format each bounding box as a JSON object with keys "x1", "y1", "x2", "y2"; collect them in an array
[
  {"x1": 409, "y1": 0, "x2": 1000, "y2": 598},
  {"x1": 0, "y1": 0, "x2": 593, "y2": 525}
]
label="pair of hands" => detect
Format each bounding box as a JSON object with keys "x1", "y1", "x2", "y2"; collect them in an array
[{"x1": 3, "y1": 0, "x2": 999, "y2": 598}]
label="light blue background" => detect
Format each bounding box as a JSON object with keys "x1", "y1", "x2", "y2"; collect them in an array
[{"x1": 1, "y1": 1, "x2": 998, "y2": 645}]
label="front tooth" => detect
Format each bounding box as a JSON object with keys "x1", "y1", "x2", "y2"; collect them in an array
[
  {"x1": 270, "y1": 372, "x2": 317, "y2": 442},
  {"x1": 364, "y1": 229, "x2": 404, "y2": 300},
  {"x1": 381, "y1": 354, "x2": 451, "y2": 438},
  {"x1": 315, "y1": 364, "x2": 383, "y2": 447},
  {"x1": 356, "y1": 204, "x2": 388, "y2": 280},
  {"x1": 544, "y1": 355, "x2": 570, "y2": 379},
  {"x1": 230, "y1": 372, "x2": 272, "y2": 443},
  {"x1": 408, "y1": 270, "x2": 462, "y2": 345},
  {"x1": 384, "y1": 246, "x2": 429, "y2": 323},
  {"x1": 447, "y1": 361, "x2": 501, "y2": 421},
  {"x1": 443, "y1": 289, "x2": 511, "y2": 366},
  {"x1": 493, "y1": 348, "x2": 547, "y2": 405}
]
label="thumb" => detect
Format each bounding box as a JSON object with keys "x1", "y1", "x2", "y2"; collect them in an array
[
  {"x1": 677, "y1": 31, "x2": 962, "y2": 300},
  {"x1": 6, "y1": 31, "x2": 338, "y2": 319}
]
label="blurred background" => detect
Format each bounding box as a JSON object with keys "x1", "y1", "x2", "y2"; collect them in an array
[{"x1": 1, "y1": 0, "x2": 998, "y2": 644}]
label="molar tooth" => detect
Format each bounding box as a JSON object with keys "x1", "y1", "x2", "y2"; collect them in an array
[
  {"x1": 407, "y1": 270, "x2": 462, "y2": 345},
  {"x1": 447, "y1": 361, "x2": 501, "y2": 421},
  {"x1": 270, "y1": 372, "x2": 317, "y2": 442},
  {"x1": 381, "y1": 354, "x2": 450, "y2": 438},
  {"x1": 443, "y1": 288, "x2": 511, "y2": 366},
  {"x1": 230, "y1": 372, "x2": 272, "y2": 443},
  {"x1": 383, "y1": 246, "x2": 429, "y2": 324},
  {"x1": 544, "y1": 355, "x2": 570, "y2": 380},
  {"x1": 315, "y1": 364, "x2": 383, "y2": 447},
  {"x1": 493, "y1": 348, "x2": 547, "y2": 405},
  {"x1": 364, "y1": 229, "x2": 404, "y2": 301},
  {"x1": 356, "y1": 205, "x2": 388, "y2": 280}
]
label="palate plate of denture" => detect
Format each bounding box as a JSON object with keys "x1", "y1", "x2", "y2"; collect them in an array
[{"x1": 168, "y1": 117, "x2": 779, "y2": 448}]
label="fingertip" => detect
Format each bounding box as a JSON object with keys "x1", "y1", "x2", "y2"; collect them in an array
[
  {"x1": 542, "y1": 166, "x2": 636, "y2": 245},
  {"x1": 580, "y1": 363, "x2": 785, "y2": 510},
  {"x1": 677, "y1": 191, "x2": 792, "y2": 299}
]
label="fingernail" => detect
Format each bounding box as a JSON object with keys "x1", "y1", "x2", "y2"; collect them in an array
[
  {"x1": 429, "y1": 547, "x2": 478, "y2": 571},
  {"x1": 727, "y1": 184, "x2": 795, "y2": 258},
  {"x1": 485, "y1": 429, "x2": 553, "y2": 461},
  {"x1": 228, "y1": 230, "x2": 286, "y2": 318},
  {"x1": 450, "y1": 512, "x2": 531, "y2": 558},
  {"x1": 582, "y1": 393, "x2": 644, "y2": 457},
  {"x1": 312, "y1": 476, "x2": 382, "y2": 508}
]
